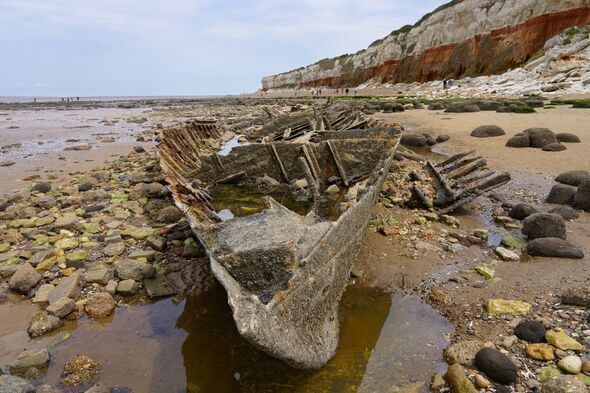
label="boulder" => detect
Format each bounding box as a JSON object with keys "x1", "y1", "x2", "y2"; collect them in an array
[
  {"x1": 115, "y1": 259, "x2": 156, "y2": 281},
  {"x1": 117, "y1": 279, "x2": 139, "y2": 296},
  {"x1": 508, "y1": 204, "x2": 537, "y2": 220},
  {"x1": 573, "y1": 180, "x2": 590, "y2": 211},
  {"x1": 527, "y1": 343, "x2": 555, "y2": 361},
  {"x1": 85, "y1": 292, "x2": 115, "y2": 319},
  {"x1": 545, "y1": 330, "x2": 585, "y2": 351},
  {"x1": 445, "y1": 103, "x2": 481, "y2": 113},
  {"x1": 525, "y1": 128, "x2": 557, "y2": 148},
  {"x1": 487, "y1": 299, "x2": 531, "y2": 315},
  {"x1": 400, "y1": 134, "x2": 428, "y2": 147},
  {"x1": 10, "y1": 349, "x2": 50, "y2": 373},
  {"x1": 555, "y1": 170, "x2": 590, "y2": 186},
  {"x1": 436, "y1": 134, "x2": 450, "y2": 143},
  {"x1": 474, "y1": 347, "x2": 518, "y2": 384},
  {"x1": 561, "y1": 287, "x2": 590, "y2": 307},
  {"x1": 541, "y1": 375, "x2": 586, "y2": 393},
  {"x1": 556, "y1": 133, "x2": 581, "y2": 143},
  {"x1": 515, "y1": 320, "x2": 546, "y2": 343},
  {"x1": 506, "y1": 134, "x2": 530, "y2": 148},
  {"x1": 476, "y1": 100, "x2": 503, "y2": 111},
  {"x1": 471, "y1": 125, "x2": 506, "y2": 138},
  {"x1": 557, "y1": 356, "x2": 582, "y2": 374},
  {"x1": 443, "y1": 340, "x2": 493, "y2": 366},
  {"x1": 444, "y1": 364, "x2": 477, "y2": 393},
  {"x1": 428, "y1": 102, "x2": 445, "y2": 110},
  {"x1": 0, "y1": 375, "x2": 35, "y2": 393},
  {"x1": 47, "y1": 271, "x2": 83, "y2": 304},
  {"x1": 549, "y1": 206, "x2": 579, "y2": 220},
  {"x1": 28, "y1": 311, "x2": 63, "y2": 338},
  {"x1": 144, "y1": 275, "x2": 178, "y2": 298},
  {"x1": 527, "y1": 238, "x2": 584, "y2": 259},
  {"x1": 46, "y1": 297, "x2": 76, "y2": 318},
  {"x1": 32, "y1": 182, "x2": 52, "y2": 193},
  {"x1": 155, "y1": 206, "x2": 183, "y2": 223},
  {"x1": 84, "y1": 268, "x2": 114, "y2": 285},
  {"x1": 522, "y1": 213, "x2": 566, "y2": 240},
  {"x1": 543, "y1": 143, "x2": 567, "y2": 152},
  {"x1": 8, "y1": 263, "x2": 41, "y2": 294},
  {"x1": 546, "y1": 184, "x2": 577, "y2": 205}
]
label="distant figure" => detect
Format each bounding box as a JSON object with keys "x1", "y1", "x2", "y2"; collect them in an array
[
  {"x1": 354, "y1": 89, "x2": 358, "y2": 96},
  {"x1": 33, "y1": 97, "x2": 36, "y2": 103},
  {"x1": 447, "y1": 80, "x2": 453, "y2": 88},
  {"x1": 318, "y1": 89, "x2": 322, "y2": 96},
  {"x1": 443, "y1": 79, "x2": 448, "y2": 89},
  {"x1": 345, "y1": 88, "x2": 349, "y2": 95},
  {"x1": 76, "y1": 97, "x2": 79, "y2": 101}
]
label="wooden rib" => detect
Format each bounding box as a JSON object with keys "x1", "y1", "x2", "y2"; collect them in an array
[
  {"x1": 327, "y1": 141, "x2": 349, "y2": 187},
  {"x1": 270, "y1": 144, "x2": 289, "y2": 182},
  {"x1": 436, "y1": 150, "x2": 475, "y2": 168}
]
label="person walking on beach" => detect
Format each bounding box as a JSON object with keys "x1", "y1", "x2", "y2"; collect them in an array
[
  {"x1": 443, "y1": 79, "x2": 448, "y2": 90},
  {"x1": 345, "y1": 88, "x2": 349, "y2": 95}
]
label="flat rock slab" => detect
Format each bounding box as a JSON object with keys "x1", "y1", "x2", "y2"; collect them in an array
[{"x1": 48, "y1": 271, "x2": 82, "y2": 304}]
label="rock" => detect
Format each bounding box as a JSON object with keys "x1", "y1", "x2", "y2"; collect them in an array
[
  {"x1": 525, "y1": 128, "x2": 557, "y2": 148},
  {"x1": 144, "y1": 275, "x2": 177, "y2": 298},
  {"x1": 546, "y1": 184, "x2": 577, "y2": 205},
  {"x1": 61, "y1": 355, "x2": 100, "y2": 387},
  {"x1": 546, "y1": 330, "x2": 585, "y2": 351},
  {"x1": 325, "y1": 184, "x2": 340, "y2": 195},
  {"x1": 522, "y1": 213, "x2": 566, "y2": 240},
  {"x1": 496, "y1": 335, "x2": 518, "y2": 349},
  {"x1": 474, "y1": 347, "x2": 518, "y2": 384},
  {"x1": 444, "y1": 364, "x2": 477, "y2": 393},
  {"x1": 558, "y1": 356, "x2": 582, "y2": 374},
  {"x1": 129, "y1": 249, "x2": 156, "y2": 261},
  {"x1": 471, "y1": 125, "x2": 506, "y2": 138},
  {"x1": 28, "y1": 311, "x2": 63, "y2": 337},
  {"x1": 46, "y1": 297, "x2": 76, "y2": 318},
  {"x1": 495, "y1": 247, "x2": 519, "y2": 260},
  {"x1": 115, "y1": 259, "x2": 156, "y2": 281},
  {"x1": 54, "y1": 238, "x2": 79, "y2": 251},
  {"x1": 487, "y1": 299, "x2": 531, "y2": 315},
  {"x1": 561, "y1": 287, "x2": 590, "y2": 307},
  {"x1": 10, "y1": 349, "x2": 50, "y2": 373},
  {"x1": 294, "y1": 179, "x2": 309, "y2": 189},
  {"x1": 0, "y1": 375, "x2": 35, "y2": 393},
  {"x1": 117, "y1": 279, "x2": 139, "y2": 296},
  {"x1": 526, "y1": 238, "x2": 584, "y2": 259},
  {"x1": 556, "y1": 170, "x2": 590, "y2": 187},
  {"x1": 32, "y1": 182, "x2": 52, "y2": 193},
  {"x1": 66, "y1": 249, "x2": 88, "y2": 262},
  {"x1": 443, "y1": 340, "x2": 492, "y2": 366},
  {"x1": 543, "y1": 143, "x2": 567, "y2": 152},
  {"x1": 32, "y1": 284, "x2": 55, "y2": 303},
  {"x1": 146, "y1": 235, "x2": 166, "y2": 252},
  {"x1": 509, "y1": 204, "x2": 538, "y2": 220},
  {"x1": 515, "y1": 320, "x2": 546, "y2": 342},
  {"x1": 156, "y1": 206, "x2": 183, "y2": 223},
  {"x1": 105, "y1": 280, "x2": 117, "y2": 295},
  {"x1": 84, "y1": 268, "x2": 114, "y2": 285},
  {"x1": 28, "y1": 249, "x2": 54, "y2": 267},
  {"x1": 541, "y1": 375, "x2": 586, "y2": 393},
  {"x1": 573, "y1": 180, "x2": 590, "y2": 211},
  {"x1": 103, "y1": 242, "x2": 126, "y2": 257},
  {"x1": 506, "y1": 134, "x2": 530, "y2": 148},
  {"x1": 431, "y1": 373, "x2": 446, "y2": 390},
  {"x1": 121, "y1": 226, "x2": 154, "y2": 240},
  {"x1": 437, "y1": 134, "x2": 450, "y2": 143},
  {"x1": 128, "y1": 182, "x2": 163, "y2": 200},
  {"x1": 8, "y1": 263, "x2": 41, "y2": 294},
  {"x1": 33, "y1": 195, "x2": 57, "y2": 209},
  {"x1": 445, "y1": 103, "x2": 481, "y2": 113},
  {"x1": 556, "y1": 133, "x2": 581, "y2": 143},
  {"x1": 400, "y1": 134, "x2": 428, "y2": 147},
  {"x1": 260, "y1": 175, "x2": 280, "y2": 187},
  {"x1": 78, "y1": 182, "x2": 93, "y2": 192},
  {"x1": 85, "y1": 384, "x2": 113, "y2": 393},
  {"x1": 527, "y1": 343, "x2": 555, "y2": 360},
  {"x1": 133, "y1": 145, "x2": 145, "y2": 153},
  {"x1": 85, "y1": 292, "x2": 115, "y2": 319},
  {"x1": 182, "y1": 237, "x2": 204, "y2": 258},
  {"x1": 474, "y1": 374, "x2": 492, "y2": 389},
  {"x1": 47, "y1": 271, "x2": 83, "y2": 304},
  {"x1": 538, "y1": 365, "x2": 563, "y2": 383},
  {"x1": 549, "y1": 206, "x2": 579, "y2": 220},
  {"x1": 53, "y1": 216, "x2": 80, "y2": 230},
  {"x1": 500, "y1": 236, "x2": 527, "y2": 250}
]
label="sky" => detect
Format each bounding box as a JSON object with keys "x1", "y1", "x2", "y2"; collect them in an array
[{"x1": 0, "y1": 0, "x2": 447, "y2": 97}]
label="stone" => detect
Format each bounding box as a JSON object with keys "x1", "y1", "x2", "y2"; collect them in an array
[
  {"x1": 82, "y1": 222, "x2": 101, "y2": 234},
  {"x1": 543, "y1": 143, "x2": 567, "y2": 152},
  {"x1": 524, "y1": 128, "x2": 557, "y2": 148},
  {"x1": 10, "y1": 349, "x2": 50, "y2": 373},
  {"x1": 400, "y1": 134, "x2": 428, "y2": 147},
  {"x1": 28, "y1": 311, "x2": 63, "y2": 337},
  {"x1": 53, "y1": 216, "x2": 80, "y2": 230},
  {"x1": 506, "y1": 134, "x2": 530, "y2": 148},
  {"x1": 146, "y1": 235, "x2": 166, "y2": 252},
  {"x1": 78, "y1": 182, "x2": 94, "y2": 192},
  {"x1": 558, "y1": 356, "x2": 582, "y2": 374},
  {"x1": 444, "y1": 364, "x2": 477, "y2": 393},
  {"x1": 437, "y1": 134, "x2": 450, "y2": 143},
  {"x1": 515, "y1": 320, "x2": 546, "y2": 342},
  {"x1": 32, "y1": 182, "x2": 52, "y2": 193},
  {"x1": 573, "y1": 180, "x2": 590, "y2": 211},
  {"x1": 561, "y1": 287, "x2": 590, "y2": 307},
  {"x1": 541, "y1": 375, "x2": 586, "y2": 393},
  {"x1": 47, "y1": 297, "x2": 76, "y2": 318},
  {"x1": 156, "y1": 206, "x2": 183, "y2": 223},
  {"x1": 325, "y1": 184, "x2": 340, "y2": 195},
  {"x1": 474, "y1": 347, "x2": 518, "y2": 384},
  {"x1": 144, "y1": 275, "x2": 177, "y2": 298},
  {"x1": 431, "y1": 373, "x2": 446, "y2": 390},
  {"x1": 61, "y1": 355, "x2": 100, "y2": 387},
  {"x1": 496, "y1": 335, "x2": 518, "y2": 349},
  {"x1": 509, "y1": 204, "x2": 538, "y2": 220},
  {"x1": 121, "y1": 226, "x2": 154, "y2": 240},
  {"x1": 0, "y1": 243, "x2": 10, "y2": 253},
  {"x1": 522, "y1": 213, "x2": 566, "y2": 240},
  {"x1": 36, "y1": 257, "x2": 57, "y2": 271},
  {"x1": 501, "y1": 236, "x2": 527, "y2": 250},
  {"x1": 260, "y1": 175, "x2": 279, "y2": 187},
  {"x1": 546, "y1": 330, "x2": 585, "y2": 351},
  {"x1": 33, "y1": 196, "x2": 57, "y2": 209},
  {"x1": 474, "y1": 374, "x2": 491, "y2": 389},
  {"x1": 115, "y1": 259, "x2": 155, "y2": 280},
  {"x1": 475, "y1": 266, "x2": 494, "y2": 280},
  {"x1": 128, "y1": 182, "x2": 163, "y2": 200},
  {"x1": 32, "y1": 284, "x2": 55, "y2": 303},
  {"x1": 294, "y1": 179, "x2": 309, "y2": 189},
  {"x1": 54, "y1": 238, "x2": 79, "y2": 251},
  {"x1": 538, "y1": 365, "x2": 563, "y2": 383},
  {"x1": 556, "y1": 133, "x2": 581, "y2": 143},
  {"x1": 471, "y1": 125, "x2": 506, "y2": 138},
  {"x1": 85, "y1": 384, "x2": 113, "y2": 393},
  {"x1": 47, "y1": 271, "x2": 83, "y2": 304},
  {"x1": 128, "y1": 249, "x2": 156, "y2": 261},
  {"x1": 103, "y1": 242, "x2": 126, "y2": 257},
  {"x1": 546, "y1": 184, "x2": 577, "y2": 205},
  {"x1": 0, "y1": 375, "x2": 35, "y2": 393},
  {"x1": 183, "y1": 237, "x2": 204, "y2": 258},
  {"x1": 84, "y1": 268, "x2": 114, "y2": 285},
  {"x1": 85, "y1": 292, "x2": 115, "y2": 319},
  {"x1": 443, "y1": 340, "x2": 492, "y2": 366},
  {"x1": 527, "y1": 238, "x2": 584, "y2": 259},
  {"x1": 556, "y1": 171, "x2": 590, "y2": 187},
  {"x1": 28, "y1": 249, "x2": 54, "y2": 266},
  {"x1": 117, "y1": 279, "x2": 139, "y2": 296},
  {"x1": 526, "y1": 343, "x2": 555, "y2": 361},
  {"x1": 549, "y1": 206, "x2": 579, "y2": 220},
  {"x1": 105, "y1": 280, "x2": 117, "y2": 295},
  {"x1": 487, "y1": 299, "x2": 531, "y2": 315},
  {"x1": 495, "y1": 247, "x2": 519, "y2": 260},
  {"x1": 445, "y1": 103, "x2": 481, "y2": 113},
  {"x1": 65, "y1": 249, "x2": 88, "y2": 262},
  {"x1": 9, "y1": 263, "x2": 41, "y2": 294}
]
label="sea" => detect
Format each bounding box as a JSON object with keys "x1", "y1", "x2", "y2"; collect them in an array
[{"x1": 0, "y1": 95, "x2": 226, "y2": 103}]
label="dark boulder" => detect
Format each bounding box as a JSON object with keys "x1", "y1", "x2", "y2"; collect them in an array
[
  {"x1": 474, "y1": 348, "x2": 518, "y2": 384},
  {"x1": 573, "y1": 180, "x2": 590, "y2": 211},
  {"x1": 428, "y1": 102, "x2": 445, "y2": 110},
  {"x1": 527, "y1": 238, "x2": 584, "y2": 259},
  {"x1": 32, "y1": 182, "x2": 51, "y2": 193},
  {"x1": 555, "y1": 170, "x2": 590, "y2": 186},
  {"x1": 549, "y1": 206, "x2": 579, "y2": 220},
  {"x1": 545, "y1": 183, "x2": 577, "y2": 205},
  {"x1": 524, "y1": 128, "x2": 557, "y2": 148},
  {"x1": 514, "y1": 320, "x2": 546, "y2": 343},
  {"x1": 400, "y1": 134, "x2": 428, "y2": 147},
  {"x1": 475, "y1": 100, "x2": 503, "y2": 111},
  {"x1": 508, "y1": 204, "x2": 538, "y2": 220},
  {"x1": 525, "y1": 99, "x2": 545, "y2": 108},
  {"x1": 556, "y1": 133, "x2": 581, "y2": 143},
  {"x1": 542, "y1": 143, "x2": 567, "y2": 152},
  {"x1": 522, "y1": 213, "x2": 566, "y2": 240},
  {"x1": 471, "y1": 125, "x2": 506, "y2": 138},
  {"x1": 78, "y1": 182, "x2": 93, "y2": 192},
  {"x1": 436, "y1": 134, "x2": 450, "y2": 143},
  {"x1": 506, "y1": 134, "x2": 530, "y2": 148},
  {"x1": 445, "y1": 103, "x2": 481, "y2": 113}
]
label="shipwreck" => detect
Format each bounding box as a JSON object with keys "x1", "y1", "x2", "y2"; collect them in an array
[{"x1": 158, "y1": 104, "x2": 401, "y2": 368}]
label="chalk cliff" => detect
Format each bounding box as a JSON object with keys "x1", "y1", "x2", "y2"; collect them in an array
[{"x1": 261, "y1": 0, "x2": 590, "y2": 90}]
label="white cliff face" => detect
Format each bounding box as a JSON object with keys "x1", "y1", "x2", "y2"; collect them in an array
[{"x1": 261, "y1": 0, "x2": 590, "y2": 90}]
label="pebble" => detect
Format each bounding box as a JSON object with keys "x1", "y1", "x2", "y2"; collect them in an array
[{"x1": 558, "y1": 355, "x2": 582, "y2": 374}]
